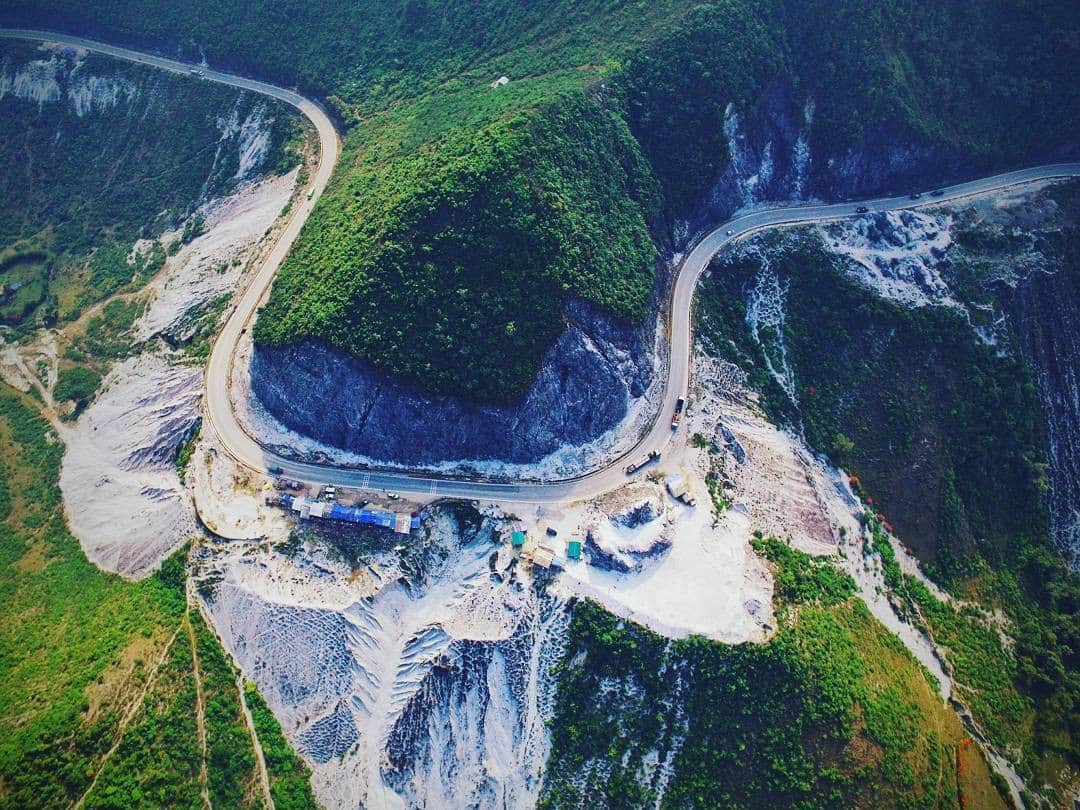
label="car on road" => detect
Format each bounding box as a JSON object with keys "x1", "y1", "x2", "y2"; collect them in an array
[
  {"x1": 725, "y1": 229, "x2": 733, "y2": 235},
  {"x1": 268, "y1": 466, "x2": 283, "y2": 475},
  {"x1": 909, "y1": 192, "x2": 922, "y2": 199},
  {"x1": 855, "y1": 205, "x2": 869, "y2": 213},
  {"x1": 930, "y1": 189, "x2": 945, "y2": 197}
]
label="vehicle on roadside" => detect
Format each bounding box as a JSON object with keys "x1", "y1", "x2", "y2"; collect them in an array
[
  {"x1": 387, "y1": 492, "x2": 400, "y2": 500},
  {"x1": 855, "y1": 205, "x2": 869, "y2": 213},
  {"x1": 268, "y1": 466, "x2": 284, "y2": 475},
  {"x1": 625, "y1": 450, "x2": 661, "y2": 475},
  {"x1": 909, "y1": 192, "x2": 922, "y2": 199},
  {"x1": 725, "y1": 229, "x2": 733, "y2": 235},
  {"x1": 322, "y1": 485, "x2": 336, "y2": 502},
  {"x1": 307, "y1": 187, "x2": 315, "y2": 200},
  {"x1": 671, "y1": 397, "x2": 686, "y2": 430},
  {"x1": 930, "y1": 189, "x2": 945, "y2": 197}
]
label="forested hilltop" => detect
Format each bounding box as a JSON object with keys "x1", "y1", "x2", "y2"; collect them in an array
[{"x1": 8, "y1": 0, "x2": 1077, "y2": 401}]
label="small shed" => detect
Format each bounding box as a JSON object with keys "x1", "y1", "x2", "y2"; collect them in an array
[
  {"x1": 532, "y1": 545, "x2": 556, "y2": 569},
  {"x1": 666, "y1": 474, "x2": 688, "y2": 499},
  {"x1": 490, "y1": 75, "x2": 510, "y2": 88},
  {"x1": 510, "y1": 530, "x2": 526, "y2": 548},
  {"x1": 567, "y1": 540, "x2": 583, "y2": 560}
]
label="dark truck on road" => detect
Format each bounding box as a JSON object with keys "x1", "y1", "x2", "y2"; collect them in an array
[{"x1": 671, "y1": 397, "x2": 686, "y2": 430}]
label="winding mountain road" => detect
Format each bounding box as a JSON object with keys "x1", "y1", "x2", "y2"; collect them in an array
[{"x1": 4, "y1": 29, "x2": 1078, "y2": 505}]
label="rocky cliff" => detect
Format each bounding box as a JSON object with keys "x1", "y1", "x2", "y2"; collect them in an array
[
  {"x1": 251, "y1": 298, "x2": 660, "y2": 467},
  {"x1": 1000, "y1": 224, "x2": 1080, "y2": 565}
]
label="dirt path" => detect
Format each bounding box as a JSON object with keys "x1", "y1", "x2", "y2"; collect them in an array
[
  {"x1": 236, "y1": 670, "x2": 276, "y2": 810},
  {"x1": 74, "y1": 624, "x2": 184, "y2": 809},
  {"x1": 191, "y1": 587, "x2": 274, "y2": 809},
  {"x1": 185, "y1": 588, "x2": 212, "y2": 809}
]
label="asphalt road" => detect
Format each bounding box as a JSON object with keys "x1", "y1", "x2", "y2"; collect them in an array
[{"x1": 4, "y1": 29, "x2": 1078, "y2": 505}]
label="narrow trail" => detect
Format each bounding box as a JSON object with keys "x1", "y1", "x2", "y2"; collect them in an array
[
  {"x1": 236, "y1": 671, "x2": 275, "y2": 810},
  {"x1": 73, "y1": 624, "x2": 184, "y2": 810},
  {"x1": 185, "y1": 587, "x2": 212, "y2": 810},
  {"x1": 191, "y1": 584, "x2": 275, "y2": 810}
]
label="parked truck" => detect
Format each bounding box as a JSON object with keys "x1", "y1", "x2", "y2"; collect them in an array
[
  {"x1": 625, "y1": 450, "x2": 661, "y2": 475},
  {"x1": 671, "y1": 397, "x2": 686, "y2": 430}
]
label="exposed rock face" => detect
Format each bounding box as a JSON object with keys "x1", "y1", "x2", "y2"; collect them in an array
[
  {"x1": 1003, "y1": 261, "x2": 1080, "y2": 565},
  {"x1": 819, "y1": 209, "x2": 959, "y2": 308},
  {"x1": 611, "y1": 498, "x2": 663, "y2": 530},
  {"x1": 679, "y1": 80, "x2": 1077, "y2": 249},
  {"x1": 252, "y1": 299, "x2": 657, "y2": 465}
]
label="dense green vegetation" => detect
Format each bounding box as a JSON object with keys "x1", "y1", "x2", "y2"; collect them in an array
[
  {"x1": 256, "y1": 91, "x2": 662, "y2": 400},
  {"x1": 82, "y1": 625, "x2": 203, "y2": 810},
  {"x1": 541, "y1": 541, "x2": 1004, "y2": 809},
  {"x1": 11, "y1": 0, "x2": 1075, "y2": 401},
  {"x1": 0, "y1": 388, "x2": 185, "y2": 807},
  {"x1": 190, "y1": 609, "x2": 264, "y2": 810},
  {"x1": 0, "y1": 386, "x2": 307, "y2": 808},
  {"x1": 52, "y1": 365, "x2": 103, "y2": 415},
  {"x1": 696, "y1": 203, "x2": 1080, "y2": 796},
  {"x1": 699, "y1": 235, "x2": 1048, "y2": 581},
  {"x1": 752, "y1": 535, "x2": 856, "y2": 608},
  {"x1": 0, "y1": 40, "x2": 299, "y2": 331}
]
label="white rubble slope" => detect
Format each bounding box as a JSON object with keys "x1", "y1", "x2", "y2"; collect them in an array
[
  {"x1": 56, "y1": 169, "x2": 295, "y2": 578},
  {"x1": 199, "y1": 510, "x2": 568, "y2": 810},
  {"x1": 59, "y1": 354, "x2": 201, "y2": 576}
]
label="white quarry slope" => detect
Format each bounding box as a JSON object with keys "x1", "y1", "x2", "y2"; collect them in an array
[
  {"x1": 59, "y1": 354, "x2": 200, "y2": 576},
  {"x1": 55, "y1": 168, "x2": 296, "y2": 577},
  {"x1": 199, "y1": 510, "x2": 568, "y2": 809},
  {"x1": 138, "y1": 169, "x2": 297, "y2": 341},
  {"x1": 530, "y1": 354, "x2": 850, "y2": 643},
  {"x1": 819, "y1": 209, "x2": 960, "y2": 308}
]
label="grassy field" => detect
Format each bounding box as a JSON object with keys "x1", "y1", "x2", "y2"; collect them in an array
[{"x1": 0, "y1": 387, "x2": 310, "y2": 808}]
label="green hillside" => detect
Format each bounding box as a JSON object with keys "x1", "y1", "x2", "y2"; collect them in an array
[
  {"x1": 7, "y1": 0, "x2": 1078, "y2": 401},
  {"x1": 695, "y1": 183, "x2": 1080, "y2": 800},
  {"x1": 0, "y1": 388, "x2": 307, "y2": 809},
  {"x1": 540, "y1": 541, "x2": 1008, "y2": 809}
]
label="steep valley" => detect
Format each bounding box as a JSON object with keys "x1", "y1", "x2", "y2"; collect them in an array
[{"x1": 0, "y1": 7, "x2": 1077, "y2": 809}]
